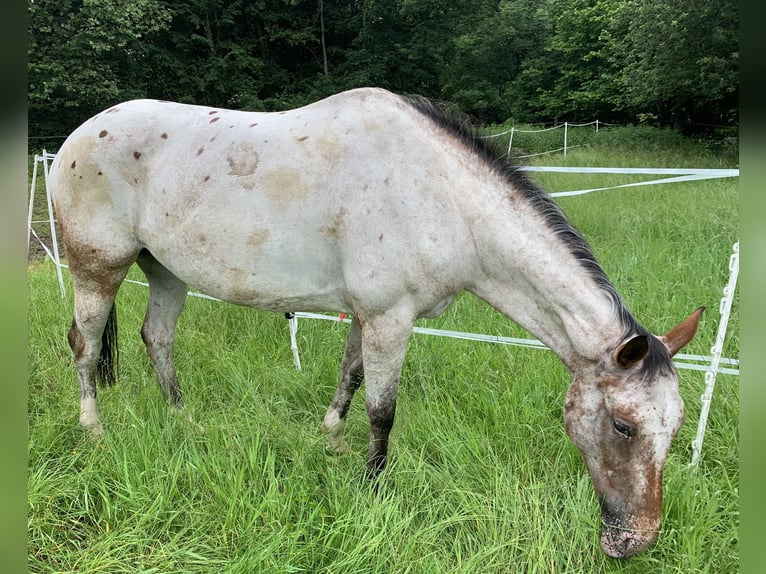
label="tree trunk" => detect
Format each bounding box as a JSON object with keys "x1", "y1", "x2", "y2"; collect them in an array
[{"x1": 319, "y1": 0, "x2": 328, "y2": 75}]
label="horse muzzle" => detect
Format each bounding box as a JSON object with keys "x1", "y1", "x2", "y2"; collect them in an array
[{"x1": 599, "y1": 508, "x2": 660, "y2": 558}]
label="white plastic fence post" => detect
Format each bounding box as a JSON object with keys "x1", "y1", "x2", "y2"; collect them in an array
[
  {"x1": 506, "y1": 127, "x2": 514, "y2": 158},
  {"x1": 563, "y1": 122, "x2": 568, "y2": 156},
  {"x1": 690, "y1": 241, "x2": 739, "y2": 466},
  {"x1": 42, "y1": 150, "x2": 66, "y2": 298},
  {"x1": 286, "y1": 313, "x2": 302, "y2": 371},
  {"x1": 28, "y1": 155, "x2": 40, "y2": 251}
]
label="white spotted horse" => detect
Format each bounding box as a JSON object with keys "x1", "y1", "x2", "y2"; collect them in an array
[{"x1": 49, "y1": 87, "x2": 702, "y2": 558}]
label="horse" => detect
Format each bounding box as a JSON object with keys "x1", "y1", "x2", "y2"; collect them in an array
[{"x1": 49, "y1": 87, "x2": 701, "y2": 558}]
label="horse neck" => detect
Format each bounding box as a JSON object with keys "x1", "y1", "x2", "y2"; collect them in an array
[{"x1": 464, "y1": 196, "x2": 625, "y2": 370}]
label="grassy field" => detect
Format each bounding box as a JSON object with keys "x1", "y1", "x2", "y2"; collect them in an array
[{"x1": 28, "y1": 136, "x2": 738, "y2": 573}]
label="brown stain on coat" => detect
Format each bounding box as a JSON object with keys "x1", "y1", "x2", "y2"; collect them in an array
[
  {"x1": 227, "y1": 143, "x2": 259, "y2": 176},
  {"x1": 260, "y1": 168, "x2": 309, "y2": 203},
  {"x1": 247, "y1": 229, "x2": 270, "y2": 257}
]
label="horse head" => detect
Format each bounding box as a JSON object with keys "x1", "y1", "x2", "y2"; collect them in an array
[{"x1": 563, "y1": 307, "x2": 703, "y2": 558}]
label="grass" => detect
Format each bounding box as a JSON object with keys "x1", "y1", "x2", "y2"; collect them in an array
[{"x1": 28, "y1": 138, "x2": 738, "y2": 573}]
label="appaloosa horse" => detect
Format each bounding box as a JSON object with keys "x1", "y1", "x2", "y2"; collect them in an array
[{"x1": 49, "y1": 87, "x2": 701, "y2": 558}]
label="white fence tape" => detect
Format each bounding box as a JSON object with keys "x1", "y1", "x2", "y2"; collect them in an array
[{"x1": 518, "y1": 166, "x2": 739, "y2": 198}]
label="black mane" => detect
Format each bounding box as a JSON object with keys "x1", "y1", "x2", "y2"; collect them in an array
[{"x1": 403, "y1": 94, "x2": 673, "y2": 375}]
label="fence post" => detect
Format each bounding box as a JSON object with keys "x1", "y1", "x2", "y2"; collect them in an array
[
  {"x1": 563, "y1": 122, "x2": 568, "y2": 156},
  {"x1": 506, "y1": 127, "x2": 514, "y2": 158},
  {"x1": 28, "y1": 155, "x2": 39, "y2": 252},
  {"x1": 41, "y1": 151, "x2": 67, "y2": 298},
  {"x1": 690, "y1": 241, "x2": 739, "y2": 466}
]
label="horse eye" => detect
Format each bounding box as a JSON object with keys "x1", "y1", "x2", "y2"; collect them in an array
[{"x1": 612, "y1": 419, "x2": 634, "y2": 439}]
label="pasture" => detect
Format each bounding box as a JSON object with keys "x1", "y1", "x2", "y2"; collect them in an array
[{"x1": 28, "y1": 136, "x2": 738, "y2": 573}]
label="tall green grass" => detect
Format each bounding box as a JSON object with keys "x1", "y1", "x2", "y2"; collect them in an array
[{"x1": 28, "y1": 142, "x2": 738, "y2": 573}]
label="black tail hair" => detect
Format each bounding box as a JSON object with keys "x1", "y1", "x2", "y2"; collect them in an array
[{"x1": 96, "y1": 305, "x2": 118, "y2": 387}]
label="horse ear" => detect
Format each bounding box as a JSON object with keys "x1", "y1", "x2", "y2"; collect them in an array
[
  {"x1": 614, "y1": 335, "x2": 650, "y2": 368},
  {"x1": 661, "y1": 306, "x2": 705, "y2": 357}
]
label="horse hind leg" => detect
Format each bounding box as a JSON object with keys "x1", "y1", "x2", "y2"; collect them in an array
[
  {"x1": 135, "y1": 250, "x2": 188, "y2": 412},
  {"x1": 321, "y1": 316, "x2": 364, "y2": 455},
  {"x1": 68, "y1": 266, "x2": 131, "y2": 438}
]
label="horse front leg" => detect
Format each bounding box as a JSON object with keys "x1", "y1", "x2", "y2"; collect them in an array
[
  {"x1": 321, "y1": 316, "x2": 364, "y2": 455},
  {"x1": 358, "y1": 308, "x2": 414, "y2": 481}
]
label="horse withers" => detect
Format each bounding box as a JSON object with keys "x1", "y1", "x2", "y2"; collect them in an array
[{"x1": 48, "y1": 87, "x2": 701, "y2": 558}]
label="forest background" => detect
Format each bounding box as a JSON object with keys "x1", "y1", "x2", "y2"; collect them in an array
[{"x1": 28, "y1": 0, "x2": 738, "y2": 151}]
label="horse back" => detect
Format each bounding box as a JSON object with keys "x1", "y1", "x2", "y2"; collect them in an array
[{"x1": 50, "y1": 88, "x2": 478, "y2": 314}]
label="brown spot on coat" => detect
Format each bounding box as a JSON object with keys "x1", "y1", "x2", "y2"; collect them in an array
[
  {"x1": 161, "y1": 133, "x2": 168, "y2": 139},
  {"x1": 68, "y1": 319, "x2": 85, "y2": 361},
  {"x1": 70, "y1": 160, "x2": 76, "y2": 169},
  {"x1": 99, "y1": 130, "x2": 108, "y2": 138},
  {"x1": 196, "y1": 147, "x2": 205, "y2": 156},
  {"x1": 133, "y1": 151, "x2": 142, "y2": 160},
  {"x1": 210, "y1": 117, "x2": 220, "y2": 124},
  {"x1": 209, "y1": 110, "x2": 218, "y2": 115},
  {"x1": 249, "y1": 123, "x2": 258, "y2": 128},
  {"x1": 297, "y1": 135, "x2": 309, "y2": 142}
]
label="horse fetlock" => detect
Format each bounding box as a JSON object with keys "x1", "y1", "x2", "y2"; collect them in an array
[{"x1": 79, "y1": 397, "x2": 103, "y2": 436}]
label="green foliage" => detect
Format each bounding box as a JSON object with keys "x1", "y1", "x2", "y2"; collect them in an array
[
  {"x1": 28, "y1": 0, "x2": 172, "y2": 147},
  {"x1": 28, "y1": 0, "x2": 739, "y2": 148},
  {"x1": 611, "y1": 0, "x2": 739, "y2": 128}
]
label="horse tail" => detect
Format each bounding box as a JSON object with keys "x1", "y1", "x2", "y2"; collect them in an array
[{"x1": 96, "y1": 304, "x2": 118, "y2": 387}]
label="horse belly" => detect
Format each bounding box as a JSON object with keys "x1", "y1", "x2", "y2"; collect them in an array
[{"x1": 139, "y1": 219, "x2": 349, "y2": 311}]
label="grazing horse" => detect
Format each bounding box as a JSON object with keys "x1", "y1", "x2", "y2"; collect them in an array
[{"x1": 49, "y1": 87, "x2": 701, "y2": 558}]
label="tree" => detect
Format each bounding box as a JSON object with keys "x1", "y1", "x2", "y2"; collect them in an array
[
  {"x1": 440, "y1": 0, "x2": 544, "y2": 121},
  {"x1": 612, "y1": 0, "x2": 739, "y2": 129},
  {"x1": 509, "y1": 0, "x2": 738, "y2": 126},
  {"x1": 28, "y1": 0, "x2": 738, "y2": 141},
  {"x1": 28, "y1": 0, "x2": 172, "y2": 145},
  {"x1": 142, "y1": 0, "x2": 270, "y2": 109},
  {"x1": 508, "y1": 0, "x2": 628, "y2": 123}
]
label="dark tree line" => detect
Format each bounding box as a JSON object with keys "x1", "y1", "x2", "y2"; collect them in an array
[{"x1": 28, "y1": 0, "x2": 738, "y2": 148}]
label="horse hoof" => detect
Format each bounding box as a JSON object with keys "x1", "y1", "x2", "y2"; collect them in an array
[
  {"x1": 325, "y1": 441, "x2": 352, "y2": 456},
  {"x1": 82, "y1": 423, "x2": 104, "y2": 440},
  {"x1": 171, "y1": 406, "x2": 206, "y2": 433},
  {"x1": 320, "y1": 420, "x2": 351, "y2": 455}
]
